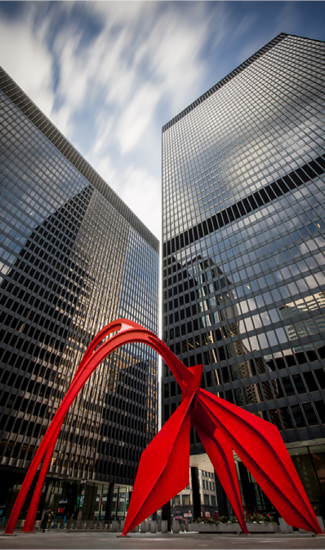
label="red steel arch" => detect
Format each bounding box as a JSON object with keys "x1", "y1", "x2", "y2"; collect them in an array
[
  {"x1": 3, "y1": 319, "x2": 322, "y2": 535},
  {"x1": 4, "y1": 319, "x2": 190, "y2": 534}
]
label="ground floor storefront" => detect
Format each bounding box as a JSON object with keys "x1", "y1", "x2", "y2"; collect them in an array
[
  {"x1": 166, "y1": 442, "x2": 325, "y2": 525},
  {"x1": 216, "y1": 442, "x2": 325, "y2": 520},
  {"x1": 0, "y1": 467, "x2": 132, "y2": 527},
  {"x1": 1, "y1": 442, "x2": 324, "y2": 529},
  {"x1": 237, "y1": 442, "x2": 325, "y2": 518}
]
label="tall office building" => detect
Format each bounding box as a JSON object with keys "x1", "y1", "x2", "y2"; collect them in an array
[
  {"x1": 162, "y1": 34, "x2": 325, "y2": 518},
  {"x1": 0, "y1": 67, "x2": 159, "y2": 523}
]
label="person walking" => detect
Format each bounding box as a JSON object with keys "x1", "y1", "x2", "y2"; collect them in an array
[{"x1": 41, "y1": 508, "x2": 51, "y2": 533}]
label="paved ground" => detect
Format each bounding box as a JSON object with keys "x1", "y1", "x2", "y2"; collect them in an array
[{"x1": 0, "y1": 531, "x2": 324, "y2": 550}]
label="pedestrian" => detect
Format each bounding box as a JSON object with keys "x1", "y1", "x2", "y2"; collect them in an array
[{"x1": 41, "y1": 508, "x2": 51, "y2": 533}]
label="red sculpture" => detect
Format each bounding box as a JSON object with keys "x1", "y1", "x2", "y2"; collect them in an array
[{"x1": 3, "y1": 319, "x2": 322, "y2": 535}]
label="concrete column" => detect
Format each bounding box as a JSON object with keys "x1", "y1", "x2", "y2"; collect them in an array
[
  {"x1": 172, "y1": 519, "x2": 180, "y2": 534},
  {"x1": 140, "y1": 521, "x2": 147, "y2": 533},
  {"x1": 191, "y1": 467, "x2": 201, "y2": 520},
  {"x1": 77, "y1": 481, "x2": 86, "y2": 521},
  {"x1": 162, "y1": 500, "x2": 171, "y2": 531},
  {"x1": 151, "y1": 520, "x2": 157, "y2": 533},
  {"x1": 42, "y1": 481, "x2": 53, "y2": 515},
  {"x1": 105, "y1": 483, "x2": 115, "y2": 521},
  {"x1": 279, "y1": 518, "x2": 293, "y2": 533},
  {"x1": 161, "y1": 520, "x2": 168, "y2": 533},
  {"x1": 111, "y1": 520, "x2": 119, "y2": 532},
  {"x1": 316, "y1": 516, "x2": 325, "y2": 533},
  {"x1": 238, "y1": 462, "x2": 254, "y2": 515},
  {"x1": 215, "y1": 475, "x2": 228, "y2": 518}
]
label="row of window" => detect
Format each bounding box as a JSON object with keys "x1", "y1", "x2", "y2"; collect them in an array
[
  {"x1": 165, "y1": 365, "x2": 325, "y2": 403},
  {"x1": 0, "y1": 99, "x2": 159, "y2": 484},
  {"x1": 163, "y1": 155, "x2": 325, "y2": 257},
  {"x1": 172, "y1": 493, "x2": 217, "y2": 507},
  {"x1": 164, "y1": 399, "x2": 325, "y2": 433},
  {"x1": 163, "y1": 36, "x2": 324, "y2": 240}
]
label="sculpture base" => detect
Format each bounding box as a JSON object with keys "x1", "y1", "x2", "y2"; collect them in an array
[
  {"x1": 0, "y1": 533, "x2": 17, "y2": 537},
  {"x1": 117, "y1": 534, "x2": 130, "y2": 537}
]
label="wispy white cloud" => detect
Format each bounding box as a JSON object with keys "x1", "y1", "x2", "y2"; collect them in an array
[
  {"x1": 51, "y1": 2, "x2": 215, "y2": 238},
  {"x1": 0, "y1": 10, "x2": 54, "y2": 116},
  {"x1": 0, "y1": 2, "x2": 220, "y2": 239},
  {"x1": 3, "y1": 1, "x2": 321, "y2": 241},
  {"x1": 119, "y1": 164, "x2": 161, "y2": 238},
  {"x1": 116, "y1": 82, "x2": 162, "y2": 155}
]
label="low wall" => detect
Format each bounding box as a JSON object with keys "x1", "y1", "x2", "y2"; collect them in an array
[{"x1": 188, "y1": 522, "x2": 278, "y2": 534}]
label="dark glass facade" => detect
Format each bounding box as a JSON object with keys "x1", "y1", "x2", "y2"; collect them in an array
[
  {"x1": 162, "y1": 34, "x2": 325, "y2": 517},
  {"x1": 0, "y1": 67, "x2": 159, "y2": 522}
]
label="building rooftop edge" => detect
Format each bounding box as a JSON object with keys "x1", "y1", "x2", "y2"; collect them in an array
[
  {"x1": 162, "y1": 32, "x2": 324, "y2": 133},
  {"x1": 0, "y1": 67, "x2": 159, "y2": 254}
]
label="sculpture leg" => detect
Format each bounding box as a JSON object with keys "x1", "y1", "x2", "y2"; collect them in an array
[
  {"x1": 5, "y1": 377, "x2": 86, "y2": 534},
  {"x1": 4, "y1": 434, "x2": 50, "y2": 534},
  {"x1": 122, "y1": 395, "x2": 193, "y2": 536},
  {"x1": 122, "y1": 363, "x2": 202, "y2": 536},
  {"x1": 5, "y1": 373, "x2": 87, "y2": 533},
  {"x1": 4, "y1": 332, "x2": 114, "y2": 534},
  {"x1": 197, "y1": 390, "x2": 323, "y2": 534},
  {"x1": 193, "y1": 418, "x2": 248, "y2": 534},
  {"x1": 22, "y1": 423, "x2": 62, "y2": 532}
]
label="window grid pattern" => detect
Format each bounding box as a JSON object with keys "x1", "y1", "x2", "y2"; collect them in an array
[
  {"x1": 0, "y1": 80, "x2": 159, "y2": 486},
  {"x1": 162, "y1": 34, "x2": 325, "y2": 450}
]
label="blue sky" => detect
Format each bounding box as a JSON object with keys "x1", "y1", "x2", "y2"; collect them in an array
[{"x1": 1, "y1": 1, "x2": 325, "y2": 240}]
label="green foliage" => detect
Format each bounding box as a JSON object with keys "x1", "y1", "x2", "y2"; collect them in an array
[
  {"x1": 192, "y1": 517, "x2": 220, "y2": 524},
  {"x1": 206, "y1": 518, "x2": 219, "y2": 524},
  {"x1": 230, "y1": 516, "x2": 238, "y2": 523},
  {"x1": 262, "y1": 515, "x2": 275, "y2": 523},
  {"x1": 246, "y1": 513, "x2": 275, "y2": 523},
  {"x1": 219, "y1": 515, "x2": 229, "y2": 523},
  {"x1": 192, "y1": 513, "x2": 275, "y2": 525}
]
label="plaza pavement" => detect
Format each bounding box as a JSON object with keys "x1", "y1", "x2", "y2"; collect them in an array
[{"x1": 1, "y1": 531, "x2": 325, "y2": 550}]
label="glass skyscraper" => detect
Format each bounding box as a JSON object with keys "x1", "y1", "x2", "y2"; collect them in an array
[
  {"x1": 162, "y1": 33, "x2": 325, "y2": 518},
  {"x1": 0, "y1": 67, "x2": 159, "y2": 523}
]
